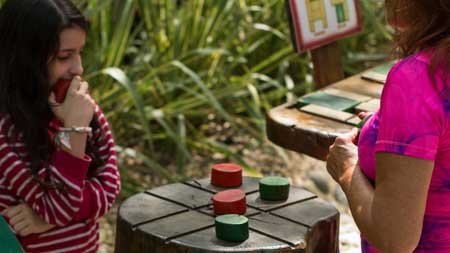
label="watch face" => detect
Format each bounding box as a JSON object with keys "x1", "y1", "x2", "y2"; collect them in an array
[{"x1": 58, "y1": 131, "x2": 72, "y2": 150}]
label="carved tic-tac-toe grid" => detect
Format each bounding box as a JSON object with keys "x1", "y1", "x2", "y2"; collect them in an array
[{"x1": 115, "y1": 176, "x2": 339, "y2": 253}]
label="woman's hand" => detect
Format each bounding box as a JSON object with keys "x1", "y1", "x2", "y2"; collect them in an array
[
  {"x1": 357, "y1": 111, "x2": 374, "y2": 127},
  {"x1": 49, "y1": 76, "x2": 95, "y2": 127},
  {"x1": 2, "y1": 203, "x2": 55, "y2": 236},
  {"x1": 326, "y1": 128, "x2": 359, "y2": 187}
]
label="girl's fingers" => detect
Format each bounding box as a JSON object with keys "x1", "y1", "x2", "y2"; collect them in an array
[
  {"x1": 67, "y1": 76, "x2": 82, "y2": 94},
  {"x1": 13, "y1": 220, "x2": 29, "y2": 233},
  {"x1": 3, "y1": 205, "x2": 23, "y2": 218},
  {"x1": 18, "y1": 226, "x2": 32, "y2": 237},
  {"x1": 9, "y1": 211, "x2": 26, "y2": 225},
  {"x1": 48, "y1": 92, "x2": 56, "y2": 103},
  {"x1": 78, "y1": 81, "x2": 89, "y2": 94},
  {"x1": 48, "y1": 92, "x2": 61, "y2": 107}
]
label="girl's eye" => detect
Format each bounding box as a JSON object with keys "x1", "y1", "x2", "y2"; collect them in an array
[{"x1": 57, "y1": 56, "x2": 70, "y2": 61}]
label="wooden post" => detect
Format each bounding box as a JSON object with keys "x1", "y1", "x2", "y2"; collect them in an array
[{"x1": 310, "y1": 42, "x2": 344, "y2": 90}]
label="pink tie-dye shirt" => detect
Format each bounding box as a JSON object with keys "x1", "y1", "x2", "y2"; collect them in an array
[{"x1": 358, "y1": 51, "x2": 450, "y2": 253}]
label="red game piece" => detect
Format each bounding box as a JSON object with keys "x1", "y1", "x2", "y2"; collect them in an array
[
  {"x1": 213, "y1": 189, "x2": 246, "y2": 215},
  {"x1": 211, "y1": 163, "x2": 242, "y2": 187}
]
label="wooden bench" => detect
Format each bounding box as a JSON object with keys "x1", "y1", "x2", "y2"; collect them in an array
[
  {"x1": 274, "y1": 0, "x2": 388, "y2": 160},
  {"x1": 266, "y1": 71, "x2": 383, "y2": 161}
]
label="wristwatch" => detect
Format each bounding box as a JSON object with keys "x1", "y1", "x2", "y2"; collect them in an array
[
  {"x1": 55, "y1": 131, "x2": 72, "y2": 150},
  {"x1": 54, "y1": 127, "x2": 92, "y2": 150}
]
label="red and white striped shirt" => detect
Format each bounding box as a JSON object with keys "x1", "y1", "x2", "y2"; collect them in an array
[{"x1": 0, "y1": 105, "x2": 120, "y2": 253}]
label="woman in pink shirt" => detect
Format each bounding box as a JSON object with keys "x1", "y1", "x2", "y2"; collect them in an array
[
  {"x1": 327, "y1": 0, "x2": 450, "y2": 252},
  {"x1": 0, "y1": 0, "x2": 120, "y2": 252}
]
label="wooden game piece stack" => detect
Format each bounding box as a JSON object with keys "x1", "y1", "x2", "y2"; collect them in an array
[
  {"x1": 259, "y1": 176, "x2": 290, "y2": 201},
  {"x1": 214, "y1": 214, "x2": 249, "y2": 243},
  {"x1": 213, "y1": 190, "x2": 246, "y2": 215},
  {"x1": 210, "y1": 163, "x2": 242, "y2": 187},
  {"x1": 210, "y1": 163, "x2": 249, "y2": 242},
  {"x1": 211, "y1": 164, "x2": 294, "y2": 243},
  {"x1": 211, "y1": 164, "x2": 245, "y2": 216}
]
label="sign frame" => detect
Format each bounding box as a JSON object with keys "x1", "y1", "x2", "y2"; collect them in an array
[{"x1": 286, "y1": 0, "x2": 362, "y2": 53}]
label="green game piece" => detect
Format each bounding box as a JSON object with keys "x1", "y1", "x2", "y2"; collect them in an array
[
  {"x1": 0, "y1": 216, "x2": 24, "y2": 253},
  {"x1": 356, "y1": 119, "x2": 365, "y2": 129},
  {"x1": 346, "y1": 116, "x2": 363, "y2": 127},
  {"x1": 299, "y1": 92, "x2": 360, "y2": 112},
  {"x1": 215, "y1": 214, "x2": 249, "y2": 242},
  {"x1": 259, "y1": 177, "x2": 290, "y2": 201}
]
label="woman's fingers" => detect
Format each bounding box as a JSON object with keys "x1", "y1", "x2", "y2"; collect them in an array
[
  {"x1": 335, "y1": 128, "x2": 358, "y2": 144},
  {"x1": 358, "y1": 112, "x2": 374, "y2": 125},
  {"x1": 357, "y1": 111, "x2": 370, "y2": 119}
]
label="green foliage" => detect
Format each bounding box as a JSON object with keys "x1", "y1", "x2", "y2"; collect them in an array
[
  {"x1": 79, "y1": 0, "x2": 315, "y2": 186},
  {"x1": 339, "y1": 0, "x2": 392, "y2": 74},
  {"x1": 0, "y1": 0, "x2": 391, "y2": 193}
]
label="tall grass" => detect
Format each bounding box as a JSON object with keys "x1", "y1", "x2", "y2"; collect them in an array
[
  {"x1": 0, "y1": 0, "x2": 391, "y2": 195},
  {"x1": 81, "y1": 0, "x2": 315, "y2": 186}
]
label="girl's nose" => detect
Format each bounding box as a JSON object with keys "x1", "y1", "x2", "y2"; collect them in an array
[{"x1": 69, "y1": 55, "x2": 83, "y2": 76}]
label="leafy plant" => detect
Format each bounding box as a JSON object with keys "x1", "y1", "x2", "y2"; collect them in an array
[{"x1": 0, "y1": 0, "x2": 391, "y2": 195}]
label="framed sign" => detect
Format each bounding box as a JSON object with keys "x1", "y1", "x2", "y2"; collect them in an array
[{"x1": 286, "y1": 0, "x2": 362, "y2": 52}]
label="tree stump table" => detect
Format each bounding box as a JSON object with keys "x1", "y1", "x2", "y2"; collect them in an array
[
  {"x1": 266, "y1": 70, "x2": 385, "y2": 161},
  {"x1": 115, "y1": 176, "x2": 339, "y2": 253}
]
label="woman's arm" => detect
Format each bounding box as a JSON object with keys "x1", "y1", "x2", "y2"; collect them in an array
[
  {"x1": 329, "y1": 57, "x2": 440, "y2": 252},
  {"x1": 343, "y1": 154, "x2": 432, "y2": 252},
  {"x1": 327, "y1": 131, "x2": 433, "y2": 253}
]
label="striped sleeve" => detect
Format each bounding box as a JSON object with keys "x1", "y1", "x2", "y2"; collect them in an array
[
  {"x1": 0, "y1": 116, "x2": 91, "y2": 226},
  {"x1": 73, "y1": 105, "x2": 120, "y2": 220}
]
